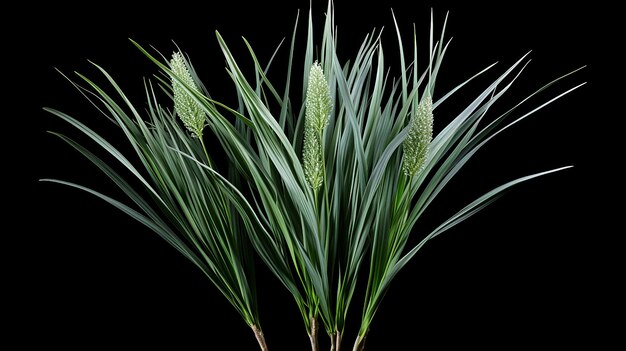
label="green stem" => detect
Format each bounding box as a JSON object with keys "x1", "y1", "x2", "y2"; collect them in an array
[
  {"x1": 352, "y1": 332, "x2": 368, "y2": 351},
  {"x1": 199, "y1": 137, "x2": 212, "y2": 167}
]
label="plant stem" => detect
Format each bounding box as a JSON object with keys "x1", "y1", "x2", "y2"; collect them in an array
[
  {"x1": 251, "y1": 325, "x2": 269, "y2": 351},
  {"x1": 352, "y1": 332, "x2": 368, "y2": 351},
  {"x1": 309, "y1": 316, "x2": 319, "y2": 351},
  {"x1": 199, "y1": 137, "x2": 212, "y2": 167},
  {"x1": 329, "y1": 331, "x2": 342, "y2": 351}
]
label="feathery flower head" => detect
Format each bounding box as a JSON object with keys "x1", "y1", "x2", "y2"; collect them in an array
[
  {"x1": 170, "y1": 51, "x2": 206, "y2": 138},
  {"x1": 402, "y1": 94, "x2": 433, "y2": 177},
  {"x1": 303, "y1": 61, "x2": 332, "y2": 190},
  {"x1": 306, "y1": 62, "x2": 332, "y2": 132}
]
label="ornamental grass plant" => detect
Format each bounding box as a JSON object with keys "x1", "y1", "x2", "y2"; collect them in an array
[{"x1": 42, "y1": 2, "x2": 583, "y2": 350}]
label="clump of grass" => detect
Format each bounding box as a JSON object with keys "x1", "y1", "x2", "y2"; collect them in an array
[{"x1": 42, "y1": 2, "x2": 583, "y2": 350}]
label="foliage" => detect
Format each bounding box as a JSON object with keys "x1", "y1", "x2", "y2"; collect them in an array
[{"x1": 42, "y1": 2, "x2": 582, "y2": 350}]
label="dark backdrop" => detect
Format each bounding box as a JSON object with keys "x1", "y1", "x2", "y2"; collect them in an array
[{"x1": 9, "y1": 0, "x2": 616, "y2": 349}]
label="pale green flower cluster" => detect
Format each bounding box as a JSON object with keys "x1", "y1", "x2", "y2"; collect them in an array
[
  {"x1": 170, "y1": 52, "x2": 206, "y2": 138},
  {"x1": 402, "y1": 95, "x2": 433, "y2": 177},
  {"x1": 303, "y1": 62, "x2": 332, "y2": 190}
]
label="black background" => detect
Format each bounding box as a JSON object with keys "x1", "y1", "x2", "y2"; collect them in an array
[{"x1": 8, "y1": 0, "x2": 618, "y2": 349}]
